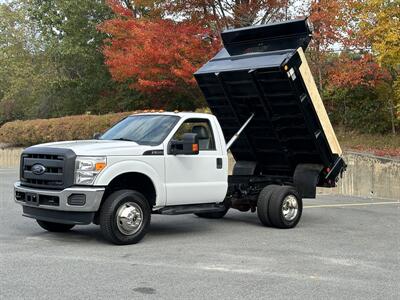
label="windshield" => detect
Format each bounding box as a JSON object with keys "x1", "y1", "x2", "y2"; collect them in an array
[{"x1": 100, "y1": 115, "x2": 180, "y2": 145}]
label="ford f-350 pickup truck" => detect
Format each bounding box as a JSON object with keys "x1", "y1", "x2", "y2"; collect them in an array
[{"x1": 14, "y1": 18, "x2": 345, "y2": 244}]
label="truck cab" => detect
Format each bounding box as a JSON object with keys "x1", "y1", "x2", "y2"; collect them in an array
[{"x1": 14, "y1": 18, "x2": 345, "y2": 244}]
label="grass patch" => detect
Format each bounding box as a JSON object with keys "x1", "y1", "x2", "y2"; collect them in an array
[{"x1": 335, "y1": 127, "x2": 400, "y2": 158}]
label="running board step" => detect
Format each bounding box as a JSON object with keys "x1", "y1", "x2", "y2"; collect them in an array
[{"x1": 158, "y1": 204, "x2": 226, "y2": 215}]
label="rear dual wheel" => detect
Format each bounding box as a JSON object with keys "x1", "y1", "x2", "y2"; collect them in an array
[{"x1": 257, "y1": 185, "x2": 302, "y2": 229}]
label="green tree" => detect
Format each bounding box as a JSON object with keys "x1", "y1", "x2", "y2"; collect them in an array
[
  {"x1": 0, "y1": 0, "x2": 142, "y2": 123},
  {"x1": 0, "y1": 2, "x2": 57, "y2": 123},
  {"x1": 25, "y1": 0, "x2": 118, "y2": 116}
]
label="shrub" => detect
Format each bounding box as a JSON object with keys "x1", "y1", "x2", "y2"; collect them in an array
[{"x1": 0, "y1": 110, "x2": 164, "y2": 147}]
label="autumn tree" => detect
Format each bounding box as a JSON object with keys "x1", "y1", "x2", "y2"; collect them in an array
[
  {"x1": 100, "y1": 0, "x2": 298, "y2": 109},
  {"x1": 99, "y1": 3, "x2": 220, "y2": 109},
  {"x1": 327, "y1": 54, "x2": 390, "y2": 89},
  {"x1": 306, "y1": 0, "x2": 354, "y2": 91},
  {"x1": 322, "y1": 52, "x2": 392, "y2": 132},
  {"x1": 357, "y1": 0, "x2": 399, "y2": 134},
  {"x1": 358, "y1": 0, "x2": 399, "y2": 67},
  {"x1": 323, "y1": 0, "x2": 399, "y2": 134}
]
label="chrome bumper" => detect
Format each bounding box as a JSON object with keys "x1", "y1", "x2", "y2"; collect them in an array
[{"x1": 14, "y1": 181, "x2": 105, "y2": 212}]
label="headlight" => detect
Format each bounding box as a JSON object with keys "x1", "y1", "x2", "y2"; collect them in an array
[{"x1": 75, "y1": 156, "x2": 107, "y2": 185}]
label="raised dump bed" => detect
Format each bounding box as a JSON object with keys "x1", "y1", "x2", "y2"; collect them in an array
[{"x1": 195, "y1": 18, "x2": 345, "y2": 189}]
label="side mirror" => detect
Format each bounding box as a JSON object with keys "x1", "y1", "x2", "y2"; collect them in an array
[
  {"x1": 169, "y1": 133, "x2": 199, "y2": 155},
  {"x1": 93, "y1": 132, "x2": 102, "y2": 140}
]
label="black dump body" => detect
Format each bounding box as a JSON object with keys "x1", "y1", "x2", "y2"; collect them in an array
[{"x1": 195, "y1": 18, "x2": 345, "y2": 188}]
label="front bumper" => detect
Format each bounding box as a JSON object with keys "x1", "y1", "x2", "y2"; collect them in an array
[{"x1": 14, "y1": 182, "x2": 105, "y2": 224}]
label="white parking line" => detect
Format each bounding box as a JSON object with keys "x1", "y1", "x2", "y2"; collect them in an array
[{"x1": 305, "y1": 201, "x2": 399, "y2": 208}]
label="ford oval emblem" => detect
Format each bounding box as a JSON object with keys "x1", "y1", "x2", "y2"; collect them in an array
[{"x1": 31, "y1": 164, "x2": 46, "y2": 175}]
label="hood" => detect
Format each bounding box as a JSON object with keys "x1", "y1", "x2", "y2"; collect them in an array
[{"x1": 31, "y1": 140, "x2": 156, "y2": 156}]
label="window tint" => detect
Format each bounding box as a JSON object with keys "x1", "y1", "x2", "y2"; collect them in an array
[{"x1": 172, "y1": 119, "x2": 216, "y2": 151}]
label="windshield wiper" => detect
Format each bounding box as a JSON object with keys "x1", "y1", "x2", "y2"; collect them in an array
[{"x1": 111, "y1": 138, "x2": 136, "y2": 142}]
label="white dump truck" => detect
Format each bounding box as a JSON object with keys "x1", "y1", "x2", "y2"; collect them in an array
[{"x1": 14, "y1": 18, "x2": 345, "y2": 244}]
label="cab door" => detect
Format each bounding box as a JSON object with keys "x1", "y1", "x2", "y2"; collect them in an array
[{"x1": 164, "y1": 117, "x2": 228, "y2": 206}]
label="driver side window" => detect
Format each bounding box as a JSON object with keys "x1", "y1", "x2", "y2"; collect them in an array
[{"x1": 172, "y1": 119, "x2": 216, "y2": 151}]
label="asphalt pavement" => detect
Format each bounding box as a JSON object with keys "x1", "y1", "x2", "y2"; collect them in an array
[{"x1": 0, "y1": 168, "x2": 399, "y2": 299}]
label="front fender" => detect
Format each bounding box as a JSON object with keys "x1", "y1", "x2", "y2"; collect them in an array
[{"x1": 94, "y1": 160, "x2": 165, "y2": 207}]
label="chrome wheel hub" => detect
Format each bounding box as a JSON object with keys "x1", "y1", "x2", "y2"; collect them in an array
[
  {"x1": 282, "y1": 195, "x2": 298, "y2": 221},
  {"x1": 116, "y1": 202, "x2": 143, "y2": 235}
]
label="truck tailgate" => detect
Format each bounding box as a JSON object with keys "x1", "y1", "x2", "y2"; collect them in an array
[{"x1": 194, "y1": 18, "x2": 345, "y2": 186}]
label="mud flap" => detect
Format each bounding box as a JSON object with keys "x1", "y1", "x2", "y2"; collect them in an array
[{"x1": 293, "y1": 164, "x2": 323, "y2": 198}]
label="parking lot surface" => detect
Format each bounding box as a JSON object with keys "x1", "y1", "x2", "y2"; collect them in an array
[{"x1": 0, "y1": 168, "x2": 399, "y2": 299}]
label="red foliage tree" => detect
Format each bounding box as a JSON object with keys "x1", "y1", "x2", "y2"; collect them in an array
[
  {"x1": 100, "y1": 1, "x2": 298, "y2": 109},
  {"x1": 307, "y1": 0, "x2": 388, "y2": 90},
  {"x1": 307, "y1": 0, "x2": 351, "y2": 91},
  {"x1": 99, "y1": 2, "x2": 220, "y2": 109},
  {"x1": 308, "y1": 0, "x2": 346, "y2": 50},
  {"x1": 327, "y1": 53, "x2": 391, "y2": 90}
]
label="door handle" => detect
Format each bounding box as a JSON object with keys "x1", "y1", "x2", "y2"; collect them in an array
[{"x1": 216, "y1": 158, "x2": 223, "y2": 169}]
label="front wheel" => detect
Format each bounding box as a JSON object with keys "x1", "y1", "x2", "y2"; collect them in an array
[
  {"x1": 99, "y1": 190, "x2": 151, "y2": 245},
  {"x1": 37, "y1": 220, "x2": 75, "y2": 232}
]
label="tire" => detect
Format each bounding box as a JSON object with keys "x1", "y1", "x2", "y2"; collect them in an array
[
  {"x1": 36, "y1": 220, "x2": 75, "y2": 232},
  {"x1": 195, "y1": 207, "x2": 229, "y2": 219},
  {"x1": 268, "y1": 186, "x2": 302, "y2": 229},
  {"x1": 257, "y1": 185, "x2": 280, "y2": 226},
  {"x1": 99, "y1": 189, "x2": 151, "y2": 245}
]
